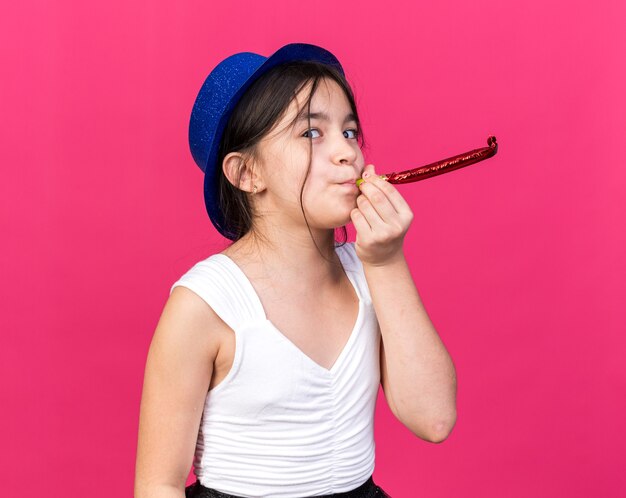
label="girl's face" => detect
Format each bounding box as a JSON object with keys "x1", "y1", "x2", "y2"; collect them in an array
[{"x1": 255, "y1": 77, "x2": 365, "y2": 232}]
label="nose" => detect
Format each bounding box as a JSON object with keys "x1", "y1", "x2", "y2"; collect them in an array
[{"x1": 331, "y1": 131, "x2": 358, "y2": 167}]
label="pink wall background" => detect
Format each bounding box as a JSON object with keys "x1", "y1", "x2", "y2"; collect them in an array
[{"x1": 2, "y1": 0, "x2": 624, "y2": 496}]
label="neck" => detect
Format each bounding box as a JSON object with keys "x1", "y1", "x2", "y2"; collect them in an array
[{"x1": 226, "y1": 223, "x2": 345, "y2": 286}]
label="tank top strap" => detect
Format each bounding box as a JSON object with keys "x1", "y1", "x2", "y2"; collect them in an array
[
  {"x1": 169, "y1": 253, "x2": 266, "y2": 331},
  {"x1": 335, "y1": 242, "x2": 373, "y2": 304}
]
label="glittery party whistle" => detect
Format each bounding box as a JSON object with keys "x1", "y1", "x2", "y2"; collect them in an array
[{"x1": 356, "y1": 135, "x2": 498, "y2": 186}]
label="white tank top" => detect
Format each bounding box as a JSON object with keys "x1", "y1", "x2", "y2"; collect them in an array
[{"x1": 169, "y1": 242, "x2": 381, "y2": 497}]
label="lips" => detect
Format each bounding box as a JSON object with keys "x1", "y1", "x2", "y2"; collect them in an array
[{"x1": 338, "y1": 180, "x2": 358, "y2": 191}]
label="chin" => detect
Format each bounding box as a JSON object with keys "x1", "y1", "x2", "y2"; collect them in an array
[
  {"x1": 328, "y1": 213, "x2": 354, "y2": 229},
  {"x1": 307, "y1": 214, "x2": 352, "y2": 230},
  {"x1": 305, "y1": 196, "x2": 356, "y2": 228}
]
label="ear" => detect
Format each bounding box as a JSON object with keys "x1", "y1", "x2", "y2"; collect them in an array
[{"x1": 222, "y1": 152, "x2": 264, "y2": 194}]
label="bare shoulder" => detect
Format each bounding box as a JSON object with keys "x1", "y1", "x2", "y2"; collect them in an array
[{"x1": 155, "y1": 285, "x2": 224, "y2": 361}]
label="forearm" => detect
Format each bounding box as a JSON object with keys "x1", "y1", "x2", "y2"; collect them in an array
[{"x1": 363, "y1": 252, "x2": 457, "y2": 437}]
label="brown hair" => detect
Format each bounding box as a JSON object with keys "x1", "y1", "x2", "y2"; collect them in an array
[{"x1": 216, "y1": 60, "x2": 367, "y2": 259}]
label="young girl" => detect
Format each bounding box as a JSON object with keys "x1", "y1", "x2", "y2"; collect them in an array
[{"x1": 135, "y1": 42, "x2": 457, "y2": 498}]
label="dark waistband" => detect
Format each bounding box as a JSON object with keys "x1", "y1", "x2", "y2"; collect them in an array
[{"x1": 185, "y1": 475, "x2": 380, "y2": 498}]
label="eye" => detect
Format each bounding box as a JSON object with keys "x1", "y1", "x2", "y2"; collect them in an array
[
  {"x1": 344, "y1": 129, "x2": 359, "y2": 140},
  {"x1": 301, "y1": 128, "x2": 360, "y2": 140},
  {"x1": 302, "y1": 128, "x2": 321, "y2": 139}
]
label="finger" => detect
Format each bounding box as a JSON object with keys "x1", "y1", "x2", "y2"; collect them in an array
[
  {"x1": 360, "y1": 163, "x2": 376, "y2": 181},
  {"x1": 355, "y1": 192, "x2": 388, "y2": 232},
  {"x1": 350, "y1": 207, "x2": 372, "y2": 233},
  {"x1": 364, "y1": 170, "x2": 412, "y2": 216},
  {"x1": 358, "y1": 174, "x2": 399, "y2": 222}
]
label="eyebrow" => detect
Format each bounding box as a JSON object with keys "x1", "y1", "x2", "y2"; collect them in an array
[{"x1": 296, "y1": 111, "x2": 357, "y2": 125}]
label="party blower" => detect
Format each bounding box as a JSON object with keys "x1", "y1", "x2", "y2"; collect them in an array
[{"x1": 356, "y1": 135, "x2": 498, "y2": 186}]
